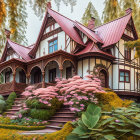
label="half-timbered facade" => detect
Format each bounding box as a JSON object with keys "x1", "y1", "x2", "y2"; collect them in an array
[{"x1": 0, "y1": 4, "x2": 139, "y2": 100}]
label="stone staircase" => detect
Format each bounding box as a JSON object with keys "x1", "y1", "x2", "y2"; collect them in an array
[
  {"x1": 5, "y1": 97, "x2": 26, "y2": 119},
  {"x1": 46, "y1": 105, "x2": 76, "y2": 131}
]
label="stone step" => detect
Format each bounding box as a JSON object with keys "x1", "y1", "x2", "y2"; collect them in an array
[
  {"x1": 46, "y1": 125, "x2": 62, "y2": 130},
  {"x1": 53, "y1": 113, "x2": 75, "y2": 117},
  {"x1": 52, "y1": 115, "x2": 75, "y2": 118},
  {"x1": 8, "y1": 108, "x2": 21, "y2": 111},
  {"x1": 48, "y1": 118, "x2": 72, "y2": 122},
  {"x1": 5, "y1": 111, "x2": 17, "y2": 115},
  {"x1": 6, "y1": 115, "x2": 18, "y2": 119},
  {"x1": 46, "y1": 122, "x2": 65, "y2": 127}
]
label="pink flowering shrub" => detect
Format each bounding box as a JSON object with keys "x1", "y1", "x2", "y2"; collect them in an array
[
  {"x1": 55, "y1": 75, "x2": 105, "y2": 113},
  {"x1": 22, "y1": 75, "x2": 105, "y2": 114}
]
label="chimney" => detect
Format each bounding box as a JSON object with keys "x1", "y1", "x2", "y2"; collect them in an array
[
  {"x1": 125, "y1": 8, "x2": 132, "y2": 15},
  {"x1": 5, "y1": 29, "x2": 11, "y2": 39},
  {"x1": 47, "y1": 2, "x2": 52, "y2": 9},
  {"x1": 88, "y1": 17, "x2": 95, "y2": 30}
]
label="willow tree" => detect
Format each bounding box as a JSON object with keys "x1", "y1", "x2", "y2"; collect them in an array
[
  {"x1": 7, "y1": 0, "x2": 28, "y2": 45},
  {"x1": 102, "y1": 0, "x2": 121, "y2": 23},
  {"x1": 81, "y1": 2, "x2": 101, "y2": 27},
  {"x1": 29, "y1": 0, "x2": 77, "y2": 19}
]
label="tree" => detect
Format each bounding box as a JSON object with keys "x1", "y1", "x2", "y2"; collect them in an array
[
  {"x1": 120, "y1": 0, "x2": 140, "y2": 57},
  {"x1": 7, "y1": 0, "x2": 28, "y2": 45},
  {"x1": 29, "y1": 0, "x2": 77, "y2": 19},
  {"x1": 102, "y1": 0, "x2": 121, "y2": 23},
  {"x1": 0, "y1": 0, "x2": 6, "y2": 27},
  {"x1": 81, "y1": 2, "x2": 101, "y2": 27}
]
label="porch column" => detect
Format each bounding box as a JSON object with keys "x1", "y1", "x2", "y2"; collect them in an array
[
  {"x1": 12, "y1": 71, "x2": 16, "y2": 91},
  {"x1": 42, "y1": 71, "x2": 45, "y2": 88},
  {"x1": 26, "y1": 74, "x2": 30, "y2": 85}
]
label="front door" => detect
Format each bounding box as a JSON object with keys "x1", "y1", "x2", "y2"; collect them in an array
[
  {"x1": 34, "y1": 71, "x2": 41, "y2": 83},
  {"x1": 66, "y1": 67, "x2": 72, "y2": 79},
  {"x1": 99, "y1": 70, "x2": 107, "y2": 88},
  {"x1": 49, "y1": 68, "x2": 56, "y2": 83}
]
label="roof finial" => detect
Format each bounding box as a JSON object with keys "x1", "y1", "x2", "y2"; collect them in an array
[
  {"x1": 47, "y1": 2, "x2": 52, "y2": 9},
  {"x1": 125, "y1": 8, "x2": 132, "y2": 15},
  {"x1": 4, "y1": 29, "x2": 11, "y2": 39}
]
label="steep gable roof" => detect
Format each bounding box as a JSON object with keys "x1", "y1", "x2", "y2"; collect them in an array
[
  {"x1": 29, "y1": 7, "x2": 85, "y2": 58},
  {"x1": 1, "y1": 39, "x2": 32, "y2": 62},
  {"x1": 94, "y1": 12, "x2": 138, "y2": 48},
  {"x1": 74, "y1": 21, "x2": 103, "y2": 44}
]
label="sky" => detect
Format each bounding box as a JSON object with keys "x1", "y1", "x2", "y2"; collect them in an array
[{"x1": 26, "y1": 0, "x2": 104, "y2": 46}]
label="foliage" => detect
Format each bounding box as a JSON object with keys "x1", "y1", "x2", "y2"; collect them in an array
[
  {"x1": 0, "y1": 100, "x2": 6, "y2": 113},
  {"x1": 29, "y1": 0, "x2": 77, "y2": 19},
  {"x1": 0, "y1": 0, "x2": 6, "y2": 27},
  {"x1": 81, "y1": 2, "x2": 101, "y2": 27},
  {"x1": 0, "y1": 116, "x2": 11, "y2": 124},
  {"x1": 55, "y1": 75, "x2": 104, "y2": 113},
  {"x1": 11, "y1": 117, "x2": 48, "y2": 126},
  {"x1": 125, "y1": 39, "x2": 140, "y2": 57},
  {"x1": 67, "y1": 104, "x2": 140, "y2": 140},
  {"x1": 0, "y1": 122, "x2": 73, "y2": 139},
  {"x1": 0, "y1": 95, "x2": 4, "y2": 100},
  {"x1": 6, "y1": 0, "x2": 28, "y2": 45},
  {"x1": 0, "y1": 124, "x2": 46, "y2": 131},
  {"x1": 120, "y1": 0, "x2": 140, "y2": 37},
  {"x1": 102, "y1": 0, "x2": 121, "y2": 23},
  {"x1": 6, "y1": 92, "x2": 17, "y2": 110},
  {"x1": 44, "y1": 121, "x2": 73, "y2": 140},
  {"x1": 95, "y1": 89, "x2": 133, "y2": 111},
  {"x1": 28, "y1": 108, "x2": 55, "y2": 120}
]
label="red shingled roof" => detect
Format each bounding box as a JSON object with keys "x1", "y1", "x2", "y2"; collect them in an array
[
  {"x1": 75, "y1": 41, "x2": 115, "y2": 60},
  {"x1": 74, "y1": 21, "x2": 103, "y2": 44},
  {"x1": 1, "y1": 39, "x2": 32, "y2": 62},
  {"x1": 94, "y1": 12, "x2": 137, "y2": 48},
  {"x1": 29, "y1": 7, "x2": 85, "y2": 57}
]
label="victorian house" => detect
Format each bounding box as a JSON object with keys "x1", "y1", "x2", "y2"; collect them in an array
[{"x1": 0, "y1": 3, "x2": 139, "y2": 100}]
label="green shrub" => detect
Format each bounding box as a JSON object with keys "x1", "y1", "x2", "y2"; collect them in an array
[
  {"x1": 0, "y1": 95, "x2": 4, "y2": 100},
  {"x1": 26, "y1": 98, "x2": 48, "y2": 109},
  {"x1": 29, "y1": 109, "x2": 55, "y2": 120},
  {"x1": 6, "y1": 92, "x2": 17, "y2": 110},
  {"x1": 67, "y1": 104, "x2": 140, "y2": 140},
  {"x1": 0, "y1": 100, "x2": 6, "y2": 113},
  {"x1": 50, "y1": 98, "x2": 63, "y2": 110},
  {"x1": 0, "y1": 124, "x2": 46, "y2": 130}
]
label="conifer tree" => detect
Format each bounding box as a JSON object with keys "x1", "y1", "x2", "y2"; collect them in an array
[
  {"x1": 81, "y1": 2, "x2": 101, "y2": 27},
  {"x1": 102, "y1": 0, "x2": 121, "y2": 23}
]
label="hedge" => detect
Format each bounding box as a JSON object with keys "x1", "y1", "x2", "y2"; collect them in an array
[{"x1": 0, "y1": 124, "x2": 46, "y2": 131}]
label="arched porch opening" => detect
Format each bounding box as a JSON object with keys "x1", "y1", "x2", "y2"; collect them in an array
[
  {"x1": 15, "y1": 68, "x2": 26, "y2": 83},
  {"x1": 30, "y1": 66, "x2": 42, "y2": 84},
  {"x1": 0, "y1": 67, "x2": 13, "y2": 83},
  {"x1": 62, "y1": 60, "x2": 76, "y2": 79},
  {"x1": 45, "y1": 61, "x2": 60, "y2": 83},
  {"x1": 99, "y1": 69, "x2": 108, "y2": 88}
]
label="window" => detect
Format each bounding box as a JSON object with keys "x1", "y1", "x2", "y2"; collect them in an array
[
  {"x1": 19, "y1": 70, "x2": 26, "y2": 83},
  {"x1": 49, "y1": 39, "x2": 58, "y2": 54},
  {"x1": 5, "y1": 71, "x2": 12, "y2": 83},
  {"x1": 119, "y1": 70, "x2": 130, "y2": 83},
  {"x1": 125, "y1": 47, "x2": 131, "y2": 60},
  {"x1": 66, "y1": 67, "x2": 72, "y2": 79}
]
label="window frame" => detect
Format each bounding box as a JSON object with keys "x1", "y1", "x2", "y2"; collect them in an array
[
  {"x1": 48, "y1": 37, "x2": 58, "y2": 54},
  {"x1": 119, "y1": 69, "x2": 130, "y2": 83}
]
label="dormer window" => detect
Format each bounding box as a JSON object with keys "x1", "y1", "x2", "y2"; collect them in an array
[{"x1": 49, "y1": 38, "x2": 58, "y2": 54}]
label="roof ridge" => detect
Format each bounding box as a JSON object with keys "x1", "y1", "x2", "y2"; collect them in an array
[{"x1": 94, "y1": 13, "x2": 132, "y2": 30}]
